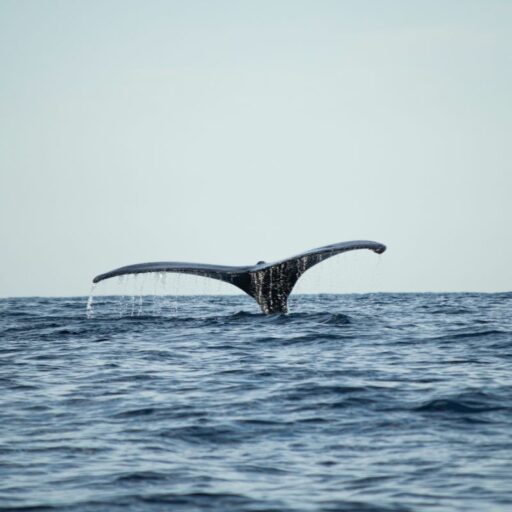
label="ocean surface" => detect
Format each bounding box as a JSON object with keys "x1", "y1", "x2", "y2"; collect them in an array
[{"x1": 1, "y1": 293, "x2": 511, "y2": 511}]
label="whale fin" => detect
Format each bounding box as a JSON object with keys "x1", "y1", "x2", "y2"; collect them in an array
[
  {"x1": 92, "y1": 240, "x2": 386, "y2": 313},
  {"x1": 93, "y1": 261, "x2": 254, "y2": 296},
  {"x1": 245, "y1": 240, "x2": 386, "y2": 313}
]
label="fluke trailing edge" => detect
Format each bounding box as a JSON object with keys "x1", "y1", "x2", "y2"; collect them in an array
[{"x1": 93, "y1": 240, "x2": 386, "y2": 314}]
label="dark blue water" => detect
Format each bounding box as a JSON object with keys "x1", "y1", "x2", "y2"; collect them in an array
[{"x1": 1, "y1": 293, "x2": 512, "y2": 511}]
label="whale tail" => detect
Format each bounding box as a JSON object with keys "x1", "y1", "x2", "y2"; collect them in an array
[{"x1": 92, "y1": 240, "x2": 386, "y2": 314}]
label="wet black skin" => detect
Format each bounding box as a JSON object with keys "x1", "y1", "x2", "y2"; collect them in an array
[{"x1": 93, "y1": 240, "x2": 386, "y2": 314}]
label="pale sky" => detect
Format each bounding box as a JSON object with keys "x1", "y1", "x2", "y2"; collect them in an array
[{"x1": 1, "y1": 0, "x2": 511, "y2": 297}]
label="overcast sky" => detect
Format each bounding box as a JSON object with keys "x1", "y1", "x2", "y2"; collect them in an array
[{"x1": 1, "y1": 0, "x2": 511, "y2": 297}]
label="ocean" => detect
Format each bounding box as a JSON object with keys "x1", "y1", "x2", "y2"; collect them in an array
[{"x1": 1, "y1": 293, "x2": 511, "y2": 511}]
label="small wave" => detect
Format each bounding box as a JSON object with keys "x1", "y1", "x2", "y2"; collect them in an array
[
  {"x1": 113, "y1": 470, "x2": 170, "y2": 483},
  {"x1": 319, "y1": 499, "x2": 411, "y2": 512},
  {"x1": 426, "y1": 307, "x2": 475, "y2": 315},
  {"x1": 279, "y1": 311, "x2": 352, "y2": 325},
  {"x1": 280, "y1": 383, "x2": 382, "y2": 407},
  {"x1": 414, "y1": 391, "x2": 506, "y2": 415},
  {"x1": 114, "y1": 407, "x2": 156, "y2": 418},
  {"x1": 210, "y1": 310, "x2": 354, "y2": 327},
  {"x1": 228, "y1": 310, "x2": 264, "y2": 320},
  {"x1": 157, "y1": 424, "x2": 243, "y2": 445},
  {"x1": 431, "y1": 329, "x2": 509, "y2": 343},
  {"x1": 138, "y1": 491, "x2": 257, "y2": 508},
  {"x1": 0, "y1": 506, "x2": 59, "y2": 512},
  {"x1": 257, "y1": 332, "x2": 349, "y2": 345}
]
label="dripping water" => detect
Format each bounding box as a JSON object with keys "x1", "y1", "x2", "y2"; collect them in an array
[
  {"x1": 117, "y1": 275, "x2": 129, "y2": 317},
  {"x1": 85, "y1": 284, "x2": 96, "y2": 319},
  {"x1": 130, "y1": 275, "x2": 138, "y2": 316},
  {"x1": 151, "y1": 273, "x2": 159, "y2": 314},
  {"x1": 137, "y1": 274, "x2": 146, "y2": 316}
]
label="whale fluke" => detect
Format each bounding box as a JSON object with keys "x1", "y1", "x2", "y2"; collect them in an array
[{"x1": 93, "y1": 240, "x2": 386, "y2": 314}]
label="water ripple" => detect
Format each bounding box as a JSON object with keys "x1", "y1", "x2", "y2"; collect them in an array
[{"x1": 1, "y1": 293, "x2": 511, "y2": 511}]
